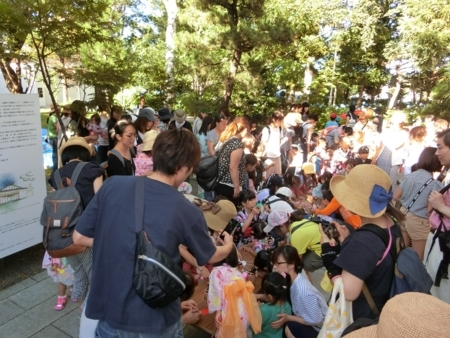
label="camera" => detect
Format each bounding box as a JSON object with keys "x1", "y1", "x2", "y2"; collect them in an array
[
  {"x1": 219, "y1": 219, "x2": 240, "y2": 240},
  {"x1": 310, "y1": 215, "x2": 340, "y2": 240}
]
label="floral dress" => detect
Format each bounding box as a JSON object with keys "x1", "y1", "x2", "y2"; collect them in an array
[
  {"x1": 134, "y1": 152, "x2": 153, "y2": 176},
  {"x1": 208, "y1": 265, "x2": 248, "y2": 337}
]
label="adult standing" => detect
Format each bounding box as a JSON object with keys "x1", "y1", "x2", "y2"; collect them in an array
[
  {"x1": 157, "y1": 107, "x2": 173, "y2": 132},
  {"x1": 196, "y1": 116, "x2": 214, "y2": 158},
  {"x1": 192, "y1": 107, "x2": 210, "y2": 135},
  {"x1": 134, "y1": 108, "x2": 156, "y2": 146},
  {"x1": 206, "y1": 114, "x2": 228, "y2": 156},
  {"x1": 260, "y1": 111, "x2": 285, "y2": 176},
  {"x1": 107, "y1": 106, "x2": 122, "y2": 150},
  {"x1": 107, "y1": 120, "x2": 136, "y2": 176},
  {"x1": 393, "y1": 147, "x2": 443, "y2": 260},
  {"x1": 426, "y1": 129, "x2": 450, "y2": 304},
  {"x1": 300, "y1": 102, "x2": 310, "y2": 122},
  {"x1": 97, "y1": 105, "x2": 110, "y2": 163},
  {"x1": 352, "y1": 109, "x2": 374, "y2": 134},
  {"x1": 346, "y1": 104, "x2": 358, "y2": 128},
  {"x1": 73, "y1": 129, "x2": 234, "y2": 337},
  {"x1": 301, "y1": 114, "x2": 319, "y2": 163},
  {"x1": 169, "y1": 109, "x2": 193, "y2": 132},
  {"x1": 47, "y1": 105, "x2": 58, "y2": 172},
  {"x1": 215, "y1": 117, "x2": 250, "y2": 206},
  {"x1": 373, "y1": 107, "x2": 384, "y2": 133},
  {"x1": 403, "y1": 126, "x2": 427, "y2": 175}
]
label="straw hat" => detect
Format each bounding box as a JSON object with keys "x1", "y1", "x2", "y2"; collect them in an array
[
  {"x1": 183, "y1": 195, "x2": 237, "y2": 231},
  {"x1": 174, "y1": 109, "x2": 186, "y2": 124},
  {"x1": 302, "y1": 162, "x2": 315, "y2": 175},
  {"x1": 346, "y1": 293, "x2": 450, "y2": 337},
  {"x1": 141, "y1": 130, "x2": 158, "y2": 152},
  {"x1": 59, "y1": 136, "x2": 93, "y2": 156},
  {"x1": 330, "y1": 164, "x2": 391, "y2": 218}
]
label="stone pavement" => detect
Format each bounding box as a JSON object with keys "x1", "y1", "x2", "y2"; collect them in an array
[{"x1": 0, "y1": 269, "x2": 328, "y2": 338}]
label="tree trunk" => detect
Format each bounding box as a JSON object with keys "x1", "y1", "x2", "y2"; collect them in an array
[
  {"x1": 221, "y1": 48, "x2": 242, "y2": 109},
  {"x1": 163, "y1": 0, "x2": 178, "y2": 109},
  {"x1": 304, "y1": 57, "x2": 314, "y2": 99},
  {"x1": 356, "y1": 84, "x2": 364, "y2": 107},
  {"x1": 0, "y1": 58, "x2": 24, "y2": 94},
  {"x1": 389, "y1": 74, "x2": 402, "y2": 109}
]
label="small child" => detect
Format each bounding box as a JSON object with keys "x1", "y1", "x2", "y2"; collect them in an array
[
  {"x1": 253, "y1": 250, "x2": 273, "y2": 279},
  {"x1": 244, "y1": 221, "x2": 273, "y2": 256},
  {"x1": 88, "y1": 113, "x2": 104, "y2": 145},
  {"x1": 355, "y1": 145, "x2": 372, "y2": 165},
  {"x1": 252, "y1": 272, "x2": 293, "y2": 338},
  {"x1": 208, "y1": 246, "x2": 262, "y2": 337},
  {"x1": 134, "y1": 130, "x2": 157, "y2": 176},
  {"x1": 42, "y1": 251, "x2": 74, "y2": 311},
  {"x1": 313, "y1": 138, "x2": 330, "y2": 174},
  {"x1": 234, "y1": 189, "x2": 267, "y2": 246}
]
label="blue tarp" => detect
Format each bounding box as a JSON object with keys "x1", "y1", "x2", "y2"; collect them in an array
[{"x1": 42, "y1": 128, "x2": 53, "y2": 169}]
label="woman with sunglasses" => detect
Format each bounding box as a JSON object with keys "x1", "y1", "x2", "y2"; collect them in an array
[
  {"x1": 107, "y1": 119, "x2": 136, "y2": 176},
  {"x1": 265, "y1": 246, "x2": 327, "y2": 338}
]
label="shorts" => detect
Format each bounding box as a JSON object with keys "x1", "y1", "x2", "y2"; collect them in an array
[
  {"x1": 303, "y1": 250, "x2": 323, "y2": 272},
  {"x1": 400, "y1": 210, "x2": 430, "y2": 241}
]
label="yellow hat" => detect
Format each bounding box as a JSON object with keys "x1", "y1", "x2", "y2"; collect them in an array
[{"x1": 302, "y1": 162, "x2": 315, "y2": 175}]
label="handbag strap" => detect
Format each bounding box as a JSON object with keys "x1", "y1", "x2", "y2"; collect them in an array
[
  {"x1": 362, "y1": 284, "x2": 379, "y2": 316},
  {"x1": 135, "y1": 176, "x2": 145, "y2": 233},
  {"x1": 403, "y1": 178, "x2": 434, "y2": 215}
]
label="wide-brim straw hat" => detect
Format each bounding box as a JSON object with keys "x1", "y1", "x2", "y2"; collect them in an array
[
  {"x1": 59, "y1": 136, "x2": 93, "y2": 156},
  {"x1": 183, "y1": 194, "x2": 236, "y2": 231},
  {"x1": 330, "y1": 164, "x2": 391, "y2": 218},
  {"x1": 141, "y1": 130, "x2": 158, "y2": 152},
  {"x1": 346, "y1": 292, "x2": 450, "y2": 337}
]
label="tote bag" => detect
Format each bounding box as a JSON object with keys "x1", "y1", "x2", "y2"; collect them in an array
[{"x1": 318, "y1": 277, "x2": 353, "y2": 338}]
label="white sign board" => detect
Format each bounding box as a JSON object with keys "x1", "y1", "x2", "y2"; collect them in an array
[{"x1": 0, "y1": 94, "x2": 46, "y2": 259}]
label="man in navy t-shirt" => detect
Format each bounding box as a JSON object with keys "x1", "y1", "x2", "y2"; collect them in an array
[{"x1": 74, "y1": 129, "x2": 234, "y2": 337}]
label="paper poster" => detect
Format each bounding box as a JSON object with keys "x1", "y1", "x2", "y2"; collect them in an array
[{"x1": 0, "y1": 94, "x2": 46, "y2": 259}]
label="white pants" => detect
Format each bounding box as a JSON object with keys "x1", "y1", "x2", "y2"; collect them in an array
[{"x1": 79, "y1": 305, "x2": 98, "y2": 338}]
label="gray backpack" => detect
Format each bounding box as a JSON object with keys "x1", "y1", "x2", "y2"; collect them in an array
[{"x1": 40, "y1": 162, "x2": 87, "y2": 258}]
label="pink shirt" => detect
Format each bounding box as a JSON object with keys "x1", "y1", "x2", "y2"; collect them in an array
[
  {"x1": 429, "y1": 190, "x2": 450, "y2": 231},
  {"x1": 134, "y1": 152, "x2": 153, "y2": 176}
]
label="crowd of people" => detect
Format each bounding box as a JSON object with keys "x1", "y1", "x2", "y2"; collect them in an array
[{"x1": 43, "y1": 98, "x2": 450, "y2": 338}]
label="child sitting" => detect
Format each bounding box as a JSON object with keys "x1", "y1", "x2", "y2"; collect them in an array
[
  {"x1": 243, "y1": 220, "x2": 273, "y2": 256},
  {"x1": 208, "y1": 246, "x2": 262, "y2": 337},
  {"x1": 252, "y1": 272, "x2": 292, "y2": 338},
  {"x1": 355, "y1": 145, "x2": 372, "y2": 165},
  {"x1": 234, "y1": 189, "x2": 267, "y2": 246}
]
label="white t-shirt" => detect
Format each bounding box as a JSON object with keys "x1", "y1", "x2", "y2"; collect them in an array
[{"x1": 262, "y1": 126, "x2": 281, "y2": 158}]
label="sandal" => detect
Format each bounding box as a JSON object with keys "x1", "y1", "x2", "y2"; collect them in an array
[{"x1": 54, "y1": 296, "x2": 67, "y2": 311}]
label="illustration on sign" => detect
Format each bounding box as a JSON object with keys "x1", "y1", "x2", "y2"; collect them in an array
[{"x1": 0, "y1": 172, "x2": 36, "y2": 214}]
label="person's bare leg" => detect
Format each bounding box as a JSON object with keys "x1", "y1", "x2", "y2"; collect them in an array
[
  {"x1": 412, "y1": 239, "x2": 427, "y2": 261},
  {"x1": 58, "y1": 282, "x2": 67, "y2": 296}
]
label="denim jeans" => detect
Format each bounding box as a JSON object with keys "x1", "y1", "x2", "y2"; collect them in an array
[
  {"x1": 204, "y1": 190, "x2": 215, "y2": 201},
  {"x1": 96, "y1": 319, "x2": 183, "y2": 338}
]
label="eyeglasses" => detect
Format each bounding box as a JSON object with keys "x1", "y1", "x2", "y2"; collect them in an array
[
  {"x1": 124, "y1": 134, "x2": 137, "y2": 138},
  {"x1": 274, "y1": 261, "x2": 287, "y2": 266}
]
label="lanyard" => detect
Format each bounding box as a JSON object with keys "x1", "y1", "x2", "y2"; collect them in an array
[{"x1": 404, "y1": 178, "x2": 433, "y2": 215}]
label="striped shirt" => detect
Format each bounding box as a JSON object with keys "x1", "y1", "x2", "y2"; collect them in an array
[
  {"x1": 400, "y1": 169, "x2": 443, "y2": 218},
  {"x1": 290, "y1": 273, "x2": 328, "y2": 331}
]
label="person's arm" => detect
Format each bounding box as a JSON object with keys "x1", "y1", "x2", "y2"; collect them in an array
[
  {"x1": 306, "y1": 127, "x2": 313, "y2": 153},
  {"x1": 372, "y1": 142, "x2": 383, "y2": 165},
  {"x1": 229, "y1": 148, "x2": 243, "y2": 198},
  {"x1": 93, "y1": 175, "x2": 103, "y2": 193},
  {"x1": 342, "y1": 269, "x2": 364, "y2": 301},
  {"x1": 208, "y1": 232, "x2": 234, "y2": 264},
  {"x1": 207, "y1": 140, "x2": 215, "y2": 156},
  {"x1": 429, "y1": 190, "x2": 450, "y2": 218},
  {"x1": 312, "y1": 198, "x2": 340, "y2": 215},
  {"x1": 392, "y1": 186, "x2": 402, "y2": 202},
  {"x1": 73, "y1": 230, "x2": 93, "y2": 247}
]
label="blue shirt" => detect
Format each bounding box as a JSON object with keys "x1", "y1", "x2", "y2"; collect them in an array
[
  {"x1": 325, "y1": 121, "x2": 339, "y2": 128},
  {"x1": 76, "y1": 176, "x2": 216, "y2": 333}
]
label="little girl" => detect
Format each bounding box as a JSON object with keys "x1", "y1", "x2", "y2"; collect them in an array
[
  {"x1": 88, "y1": 113, "x2": 104, "y2": 146},
  {"x1": 42, "y1": 251, "x2": 74, "y2": 310},
  {"x1": 244, "y1": 221, "x2": 273, "y2": 256},
  {"x1": 208, "y1": 246, "x2": 262, "y2": 337},
  {"x1": 253, "y1": 272, "x2": 292, "y2": 338},
  {"x1": 234, "y1": 189, "x2": 268, "y2": 246},
  {"x1": 134, "y1": 130, "x2": 158, "y2": 176}
]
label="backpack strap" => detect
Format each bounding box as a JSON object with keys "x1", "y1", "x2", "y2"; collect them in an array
[
  {"x1": 110, "y1": 149, "x2": 125, "y2": 167},
  {"x1": 70, "y1": 162, "x2": 88, "y2": 186},
  {"x1": 362, "y1": 284, "x2": 379, "y2": 316},
  {"x1": 291, "y1": 219, "x2": 315, "y2": 235},
  {"x1": 53, "y1": 169, "x2": 63, "y2": 190},
  {"x1": 135, "y1": 176, "x2": 145, "y2": 233},
  {"x1": 403, "y1": 178, "x2": 434, "y2": 215}
]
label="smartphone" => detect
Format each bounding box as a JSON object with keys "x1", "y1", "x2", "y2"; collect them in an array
[{"x1": 219, "y1": 219, "x2": 240, "y2": 240}]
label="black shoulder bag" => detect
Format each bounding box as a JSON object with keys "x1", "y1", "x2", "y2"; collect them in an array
[{"x1": 133, "y1": 176, "x2": 187, "y2": 308}]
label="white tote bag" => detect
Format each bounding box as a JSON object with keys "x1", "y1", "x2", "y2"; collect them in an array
[{"x1": 318, "y1": 277, "x2": 354, "y2": 338}]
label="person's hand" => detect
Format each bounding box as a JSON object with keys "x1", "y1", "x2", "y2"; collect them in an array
[
  {"x1": 199, "y1": 267, "x2": 210, "y2": 279},
  {"x1": 233, "y1": 187, "x2": 240, "y2": 198},
  {"x1": 332, "y1": 221, "x2": 350, "y2": 243},
  {"x1": 181, "y1": 300, "x2": 198, "y2": 312},
  {"x1": 182, "y1": 309, "x2": 202, "y2": 325},
  {"x1": 318, "y1": 223, "x2": 331, "y2": 245},
  {"x1": 271, "y1": 313, "x2": 289, "y2": 329},
  {"x1": 221, "y1": 231, "x2": 233, "y2": 247},
  {"x1": 264, "y1": 204, "x2": 271, "y2": 213},
  {"x1": 251, "y1": 207, "x2": 260, "y2": 215},
  {"x1": 371, "y1": 159, "x2": 377, "y2": 166},
  {"x1": 215, "y1": 311, "x2": 222, "y2": 329},
  {"x1": 429, "y1": 190, "x2": 446, "y2": 212}
]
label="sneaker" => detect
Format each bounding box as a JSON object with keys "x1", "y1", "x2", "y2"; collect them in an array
[{"x1": 54, "y1": 296, "x2": 67, "y2": 311}]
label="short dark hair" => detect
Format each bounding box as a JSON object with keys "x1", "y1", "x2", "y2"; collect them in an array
[
  {"x1": 437, "y1": 129, "x2": 450, "y2": 148},
  {"x1": 134, "y1": 116, "x2": 151, "y2": 134},
  {"x1": 90, "y1": 113, "x2": 101, "y2": 125},
  {"x1": 152, "y1": 129, "x2": 201, "y2": 176},
  {"x1": 239, "y1": 189, "x2": 256, "y2": 205},
  {"x1": 343, "y1": 126, "x2": 353, "y2": 136},
  {"x1": 252, "y1": 220, "x2": 267, "y2": 240},
  {"x1": 199, "y1": 116, "x2": 214, "y2": 136},
  {"x1": 323, "y1": 190, "x2": 334, "y2": 202},
  {"x1": 417, "y1": 147, "x2": 442, "y2": 173},
  {"x1": 254, "y1": 250, "x2": 273, "y2": 273},
  {"x1": 290, "y1": 209, "x2": 306, "y2": 222},
  {"x1": 261, "y1": 272, "x2": 290, "y2": 305},
  {"x1": 272, "y1": 246, "x2": 303, "y2": 273},
  {"x1": 61, "y1": 145, "x2": 91, "y2": 165},
  {"x1": 215, "y1": 244, "x2": 239, "y2": 267},
  {"x1": 307, "y1": 114, "x2": 319, "y2": 122},
  {"x1": 245, "y1": 153, "x2": 258, "y2": 166}
]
